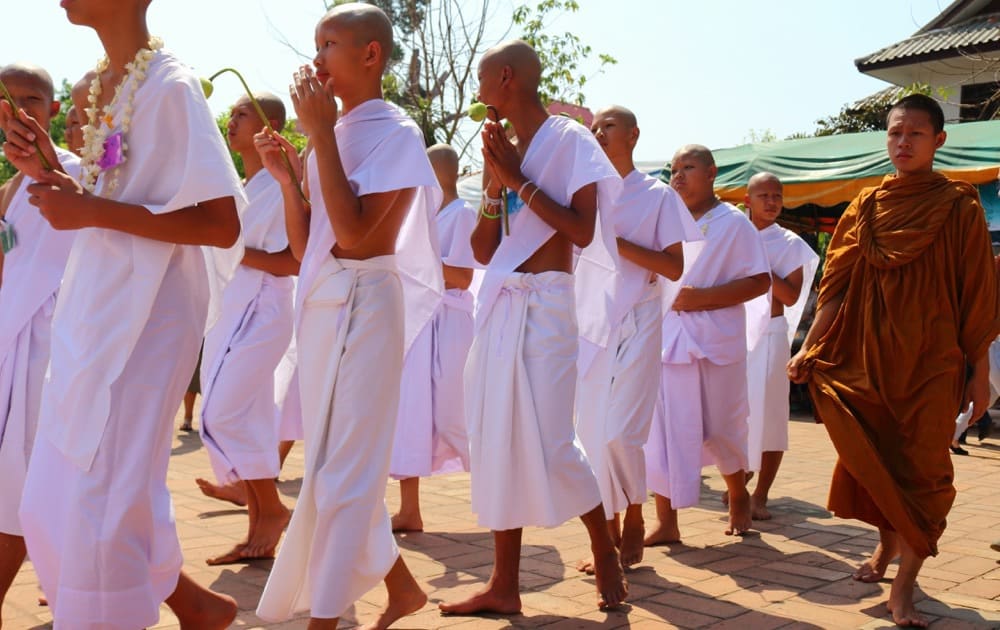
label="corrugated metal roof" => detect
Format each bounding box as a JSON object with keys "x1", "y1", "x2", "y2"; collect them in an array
[{"x1": 856, "y1": 13, "x2": 1000, "y2": 68}]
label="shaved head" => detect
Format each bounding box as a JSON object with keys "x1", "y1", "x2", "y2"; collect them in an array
[
  {"x1": 747, "y1": 171, "x2": 782, "y2": 194},
  {"x1": 321, "y1": 2, "x2": 394, "y2": 72},
  {"x1": 673, "y1": 144, "x2": 715, "y2": 168},
  {"x1": 594, "y1": 105, "x2": 637, "y2": 129},
  {"x1": 427, "y1": 143, "x2": 459, "y2": 192},
  {"x1": 237, "y1": 91, "x2": 286, "y2": 130},
  {"x1": 0, "y1": 63, "x2": 54, "y2": 103},
  {"x1": 481, "y1": 40, "x2": 542, "y2": 93}
]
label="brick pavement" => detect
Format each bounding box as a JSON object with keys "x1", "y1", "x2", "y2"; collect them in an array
[{"x1": 4, "y1": 411, "x2": 1000, "y2": 629}]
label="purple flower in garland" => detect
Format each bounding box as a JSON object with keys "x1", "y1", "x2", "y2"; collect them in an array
[{"x1": 97, "y1": 131, "x2": 125, "y2": 171}]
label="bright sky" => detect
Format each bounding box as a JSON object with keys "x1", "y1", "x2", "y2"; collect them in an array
[{"x1": 7, "y1": 0, "x2": 944, "y2": 164}]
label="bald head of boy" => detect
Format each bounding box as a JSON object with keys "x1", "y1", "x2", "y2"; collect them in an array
[
  {"x1": 476, "y1": 40, "x2": 542, "y2": 120},
  {"x1": 0, "y1": 63, "x2": 59, "y2": 127},
  {"x1": 426, "y1": 143, "x2": 460, "y2": 198},
  {"x1": 314, "y1": 3, "x2": 394, "y2": 81}
]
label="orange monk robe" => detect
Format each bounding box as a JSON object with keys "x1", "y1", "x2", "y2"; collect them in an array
[{"x1": 803, "y1": 172, "x2": 1000, "y2": 559}]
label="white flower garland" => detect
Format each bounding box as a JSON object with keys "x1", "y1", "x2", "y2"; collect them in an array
[{"x1": 79, "y1": 36, "x2": 163, "y2": 193}]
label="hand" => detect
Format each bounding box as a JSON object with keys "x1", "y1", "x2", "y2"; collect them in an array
[
  {"x1": 254, "y1": 129, "x2": 302, "y2": 187},
  {"x1": 481, "y1": 121, "x2": 524, "y2": 190},
  {"x1": 26, "y1": 170, "x2": 93, "y2": 231},
  {"x1": 480, "y1": 154, "x2": 501, "y2": 199},
  {"x1": 964, "y1": 366, "x2": 991, "y2": 420},
  {"x1": 290, "y1": 65, "x2": 338, "y2": 137},
  {"x1": 671, "y1": 286, "x2": 702, "y2": 312},
  {"x1": 0, "y1": 101, "x2": 61, "y2": 181},
  {"x1": 786, "y1": 350, "x2": 809, "y2": 384}
]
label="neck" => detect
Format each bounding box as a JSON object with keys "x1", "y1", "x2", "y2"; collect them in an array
[
  {"x1": 239, "y1": 150, "x2": 264, "y2": 182},
  {"x1": 94, "y1": 12, "x2": 151, "y2": 72},
  {"x1": 506, "y1": 97, "x2": 550, "y2": 150},
  {"x1": 338, "y1": 79, "x2": 384, "y2": 116},
  {"x1": 750, "y1": 214, "x2": 775, "y2": 231},
  {"x1": 610, "y1": 155, "x2": 635, "y2": 179},
  {"x1": 686, "y1": 194, "x2": 719, "y2": 221},
  {"x1": 439, "y1": 189, "x2": 459, "y2": 211}
]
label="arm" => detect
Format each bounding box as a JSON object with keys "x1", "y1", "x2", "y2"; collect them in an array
[
  {"x1": 28, "y1": 170, "x2": 239, "y2": 247},
  {"x1": 482, "y1": 121, "x2": 596, "y2": 247},
  {"x1": 241, "y1": 246, "x2": 300, "y2": 277},
  {"x1": 772, "y1": 266, "x2": 805, "y2": 307},
  {"x1": 255, "y1": 130, "x2": 310, "y2": 261},
  {"x1": 618, "y1": 238, "x2": 684, "y2": 281},
  {"x1": 787, "y1": 292, "x2": 844, "y2": 383},
  {"x1": 443, "y1": 263, "x2": 473, "y2": 290},
  {"x1": 470, "y1": 160, "x2": 503, "y2": 265},
  {"x1": 672, "y1": 272, "x2": 770, "y2": 312}
]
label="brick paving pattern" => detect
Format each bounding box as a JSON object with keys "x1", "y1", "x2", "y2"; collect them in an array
[{"x1": 4, "y1": 411, "x2": 999, "y2": 629}]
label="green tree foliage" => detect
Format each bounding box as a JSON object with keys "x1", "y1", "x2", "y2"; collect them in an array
[
  {"x1": 513, "y1": 0, "x2": 617, "y2": 107},
  {"x1": 0, "y1": 79, "x2": 72, "y2": 185}
]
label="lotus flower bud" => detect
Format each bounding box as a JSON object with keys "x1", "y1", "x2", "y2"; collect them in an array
[
  {"x1": 200, "y1": 77, "x2": 214, "y2": 99},
  {"x1": 468, "y1": 101, "x2": 488, "y2": 123}
]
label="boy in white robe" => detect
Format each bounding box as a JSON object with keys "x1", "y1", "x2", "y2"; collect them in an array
[
  {"x1": 195, "y1": 93, "x2": 298, "y2": 565},
  {"x1": 0, "y1": 63, "x2": 80, "y2": 624},
  {"x1": 390, "y1": 143, "x2": 476, "y2": 532},
  {"x1": 643, "y1": 145, "x2": 771, "y2": 545},
  {"x1": 743, "y1": 172, "x2": 819, "y2": 520},
  {"x1": 1, "y1": 2, "x2": 245, "y2": 627},
  {"x1": 438, "y1": 40, "x2": 628, "y2": 617},
  {"x1": 575, "y1": 105, "x2": 702, "y2": 574},
  {"x1": 253, "y1": 5, "x2": 439, "y2": 629}
]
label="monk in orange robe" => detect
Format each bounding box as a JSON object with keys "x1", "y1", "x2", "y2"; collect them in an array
[{"x1": 788, "y1": 94, "x2": 1000, "y2": 628}]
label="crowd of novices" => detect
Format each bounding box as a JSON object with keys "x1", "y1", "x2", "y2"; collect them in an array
[{"x1": 0, "y1": 1, "x2": 997, "y2": 629}]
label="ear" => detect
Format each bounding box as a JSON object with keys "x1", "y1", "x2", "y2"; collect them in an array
[
  {"x1": 268, "y1": 118, "x2": 283, "y2": 132},
  {"x1": 708, "y1": 164, "x2": 718, "y2": 183},
  {"x1": 630, "y1": 126, "x2": 640, "y2": 145},
  {"x1": 500, "y1": 65, "x2": 513, "y2": 86},
  {"x1": 935, "y1": 130, "x2": 947, "y2": 149},
  {"x1": 364, "y1": 40, "x2": 382, "y2": 69},
  {"x1": 50, "y1": 101, "x2": 61, "y2": 117}
]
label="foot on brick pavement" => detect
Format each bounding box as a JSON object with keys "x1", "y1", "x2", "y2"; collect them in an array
[{"x1": 593, "y1": 548, "x2": 628, "y2": 609}]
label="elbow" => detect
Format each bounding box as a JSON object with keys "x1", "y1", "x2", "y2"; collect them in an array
[
  {"x1": 213, "y1": 216, "x2": 241, "y2": 249},
  {"x1": 571, "y1": 225, "x2": 596, "y2": 250},
  {"x1": 752, "y1": 273, "x2": 772, "y2": 298}
]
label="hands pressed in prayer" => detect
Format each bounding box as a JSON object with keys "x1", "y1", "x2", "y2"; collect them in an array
[
  {"x1": 254, "y1": 130, "x2": 303, "y2": 188},
  {"x1": 27, "y1": 170, "x2": 92, "y2": 231},
  {"x1": 290, "y1": 65, "x2": 338, "y2": 137},
  {"x1": 481, "y1": 121, "x2": 525, "y2": 191},
  {"x1": 0, "y1": 101, "x2": 62, "y2": 181}
]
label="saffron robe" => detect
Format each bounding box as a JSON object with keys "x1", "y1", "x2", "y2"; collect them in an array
[
  {"x1": 256, "y1": 99, "x2": 442, "y2": 621},
  {"x1": 19, "y1": 49, "x2": 245, "y2": 629},
  {"x1": 389, "y1": 198, "x2": 477, "y2": 478},
  {"x1": 0, "y1": 149, "x2": 80, "y2": 536},
  {"x1": 575, "y1": 171, "x2": 702, "y2": 517},
  {"x1": 646, "y1": 202, "x2": 769, "y2": 508},
  {"x1": 745, "y1": 223, "x2": 819, "y2": 471},
  {"x1": 200, "y1": 170, "x2": 294, "y2": 483},
  {"x1": 467, "y1": 116, "x2": 620, "y2": 530},
  {"x1": 803, "y1": 172, "x2": 1000, "y2": 558}
]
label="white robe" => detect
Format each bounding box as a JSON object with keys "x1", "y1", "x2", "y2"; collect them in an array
[
  {"x1": 390, "y1": 199, "x2": 477, "y2": 478},
  {"x1": 576, "y1": 171, "x2": 703, "y2": 518},
  {"x1": 645, "y1": 202, "x2": 770, "y2": 508},
  {"x1": 745, "y1": 224, "x2": 819, "y2": 471},
  {"x1": 0, "y1": 149, "x2": 80, "y2": 536},
  {"x1": 257, "y1": 99, "x2": 442, "y2": 622},
  {"x1": 19, "y1": 50, "x2": 246, "y2": 630},
  {"x1": 200, "y1": 170, "x2": 294, "y2": 483},
  {"x1": 467, "y1": 116, "x2": 620, "y2": 530}
]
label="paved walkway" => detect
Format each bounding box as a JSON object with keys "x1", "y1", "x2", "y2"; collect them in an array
[{"x1": 4, "y1": 410, "x2": 1000, "y2": 629}]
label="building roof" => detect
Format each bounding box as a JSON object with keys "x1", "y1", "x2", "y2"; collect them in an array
[{"x1": 856, "y1": 11, "x2": 1000, "y2": 71}]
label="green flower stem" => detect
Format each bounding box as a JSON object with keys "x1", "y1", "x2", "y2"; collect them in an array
[
  {"x1": 208, "y1": 68, "x2": 308, "y2": 203},
  {"x1": 0, "y1": 77, "x2": 53, "y2": 171}
]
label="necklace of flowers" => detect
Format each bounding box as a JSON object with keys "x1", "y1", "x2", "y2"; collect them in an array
[{"x1": 79, "y1": 36, "x2": 164, "y2": 193}]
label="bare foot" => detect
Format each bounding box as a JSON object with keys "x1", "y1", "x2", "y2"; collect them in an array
[
  {"x1": 168, "y1": 573, "x2": 238, "y2": 630},
  {"x1": 390, "y1": 511, "x2": 424, "y2": 533},
  {"x1": 887, "y1": 586, "x2": 928, "y2": 628},
  {"x1": 750, "y1": 495, "x2": 772, "y2": 520},
  {"x1": 620, "y1": 510, "x2": 644, "y2": 568},
  {"x1": 196, "y1": 478, "x2": 247, "y2": 507},
  {"x1": 643, "y1": 519, "x2": 680, "y2": 546},
  {"x1": 439, "y1": 584, "x2": 522, "y2": 615},
  {"x1": 206, "y1": 543, "x2": 249, "y2": 566},
  {"x1": 725, "y1": 488, "x2": 752, "y2": 536},
  {"x1": 575, "y1": 556, "x2": 596, "y2": 575},
  {"x1": 359, "y1": 586, "x2": 427, "y2": 630},
  {"x1": 591, "y1": 548, "x2": 628, "y2": 609},
  {"x1": 241, "y1": 507, "x2": 291, "y2": 559},
  {"x1": 37, "y1": 594, "x2": 47, "y2": 606},
  {"x1": 722, "y1": 472, "x2": 753, "y2": 506},
  {"x1": 854, "y1": 538, "x2": 899, "y2": 583}
]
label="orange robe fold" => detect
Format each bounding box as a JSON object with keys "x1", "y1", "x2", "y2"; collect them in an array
[{"x1": 804, "y1": 172, "x2": 1000, "y2": 558}]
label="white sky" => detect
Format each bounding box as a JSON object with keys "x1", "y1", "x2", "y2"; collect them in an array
[{"x1": 6, "y1": 0, "x2": 944, "y2": 163}]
